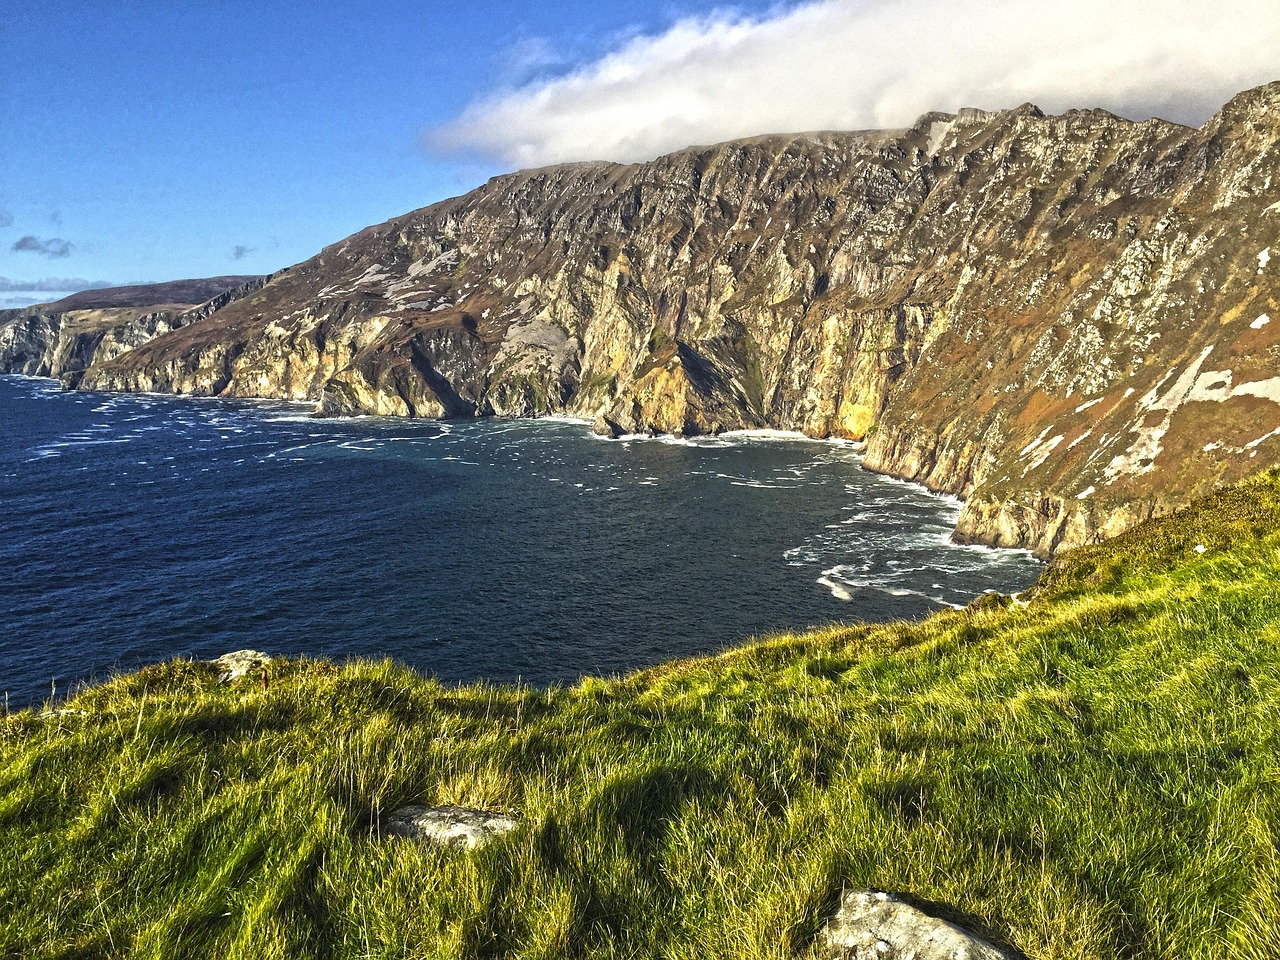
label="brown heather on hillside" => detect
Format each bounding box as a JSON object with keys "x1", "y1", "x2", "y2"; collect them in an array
[
  {"x1": 38, "y1": 277, "x2": 262, "y2": 312},
  {"x1": 8, "y1": 83, "x2": 1280, "y2": 555}
]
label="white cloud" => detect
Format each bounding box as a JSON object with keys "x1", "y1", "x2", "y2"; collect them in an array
[{"x1": 430, "y1": 0, "x2": 1280, "y2": 168}]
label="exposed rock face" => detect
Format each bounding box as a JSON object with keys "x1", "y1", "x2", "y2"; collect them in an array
[
  {"x1": 820, "y1": 890, "x2": 1014, "y2": 960},
  {"x1": 0, "y1": 276, "x2": 265, "y2": 386},
  {"x1": 208, "y1": 649, "x2": 272, "y2": 683},
  {"x1": 382, "y1": 805, "x2": 520, "y2": 848},
  {"x1": 860, "y1": 87, "x2": 1280, "y2": 556},
  {"x1": 0, "y1": 311, "x2": 61, "y2": 375},
  {"x1": 40, "y1": 83, "x2": 1280, "y2": 554}
]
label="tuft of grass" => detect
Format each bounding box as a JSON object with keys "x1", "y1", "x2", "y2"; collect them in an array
[{"x1": 3, "y1": 470, "x2": 1280, "y2": 958}]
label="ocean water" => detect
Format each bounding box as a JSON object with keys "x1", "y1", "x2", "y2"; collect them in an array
[{"x1": 0, "y1": 375, "x2": 1041, "y2": 706}]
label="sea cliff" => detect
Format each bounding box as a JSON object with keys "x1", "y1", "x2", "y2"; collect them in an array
[{"x1": 6, "y1": 84, "x2": 1280, "y2": 555}]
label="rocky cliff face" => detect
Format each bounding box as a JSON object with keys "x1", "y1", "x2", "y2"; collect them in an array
[
  {"x1": 0, "y1": 277, "x2": 266, "y2": 386},
  {"x1": 55, "y1": 83, "x2": 1280, "y2": 555}
]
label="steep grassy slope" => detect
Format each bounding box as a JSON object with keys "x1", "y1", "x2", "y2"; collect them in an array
[{"x1": 3, "y1": 472, "x2": 1280, "y2": 959}]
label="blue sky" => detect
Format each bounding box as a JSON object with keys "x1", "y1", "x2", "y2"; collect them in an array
[
  {"x1": 0, "y1": 0, "x2": 791, "y2": 303},
  {"x1": 2, "y1": 0, "x2": 1276, "y2": 305}
]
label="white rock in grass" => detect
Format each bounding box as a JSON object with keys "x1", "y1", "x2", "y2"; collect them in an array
[
  {"x1": 208, "y1": 649, "x2": 272, "y2": 683},
  {"x1": 382, "y1": 805, "x2": 519, "y2": 848},
  {"x1": 820, "y1": 890, "x2": 1015, "y2": 959}
]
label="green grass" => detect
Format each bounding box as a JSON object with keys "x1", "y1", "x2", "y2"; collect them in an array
[{"x1": 4, "y1": 471, "x2": 1280, "y2": 959}]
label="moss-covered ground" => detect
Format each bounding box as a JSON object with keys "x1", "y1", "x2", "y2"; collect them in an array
[{"x1": 3, "y1": 471, "x2": 1280, "y2": 959}]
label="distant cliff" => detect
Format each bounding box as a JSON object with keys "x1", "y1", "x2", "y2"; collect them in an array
[
  {"x1": 0, "y1": 276, "x2": 265, "y2": 387},
  {"x1": 15, "y1": 83, "x2": 1280, "y2": 556}
]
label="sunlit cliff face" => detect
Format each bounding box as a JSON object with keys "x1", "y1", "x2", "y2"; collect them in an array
[{"x1": 5, "y1": 83, "x2": 1276, "y2": 557}]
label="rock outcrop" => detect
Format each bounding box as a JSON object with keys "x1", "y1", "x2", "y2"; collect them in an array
[
  {"x1": 381, "y1": 805, "x2": 520, "y2": 848},
  {"x1": 16, "y1": 84, "x2": 1280, "y2": 555},
  {"x1": 208, "y1": 649, "x2": 273, "y2": 684},
  {"x1": 820, "y1": 890, "x2": 1015, "y2": 959},
  {"x1": 0, "y1": 276, "x2": 264, "y2": 386}
]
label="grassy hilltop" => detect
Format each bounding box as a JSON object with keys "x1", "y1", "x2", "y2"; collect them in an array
[{"x1": 3, "y1": 472, "x2": 1280, "y2": 959}]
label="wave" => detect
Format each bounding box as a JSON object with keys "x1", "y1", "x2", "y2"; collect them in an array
[
  {"x1": 597, "y1": 428, "x2": 863, "y2": 453},
  {"x1": 817, "y1": 565, "x2": 967, "y2": 609}
]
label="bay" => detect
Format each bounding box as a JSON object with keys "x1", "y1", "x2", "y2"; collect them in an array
[{"x1": 0, "y1": 375, "x2": 1041, "y2": 706}]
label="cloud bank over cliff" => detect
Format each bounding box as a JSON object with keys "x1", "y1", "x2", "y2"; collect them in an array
[{"x1": 431, "y1": 0, "x2": 1280, "y2": 167}]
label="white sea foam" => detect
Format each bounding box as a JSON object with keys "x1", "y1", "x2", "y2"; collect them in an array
[
  {"x1": 38, "y1": 437, "x2": 133, "y2": 451},
  {"x1": 817, "y1": 563, "x2": 968, "y2": 608},
  {"x1": 2, "y1": 373, "x2": 55, "y2": 383},
  {"x1": 604, "y1": 427, "x2": 863, "y2": 452},
  {"x1": 942, "y1": 539, "x2": 1038, "y2": 560},
  {"x1": 728, "y1": 479, "x2": 799, "y2": 489},
  {"x1": 719, "y1": 428, "x2": 823, "y2": 442},
  {"x1": 816, "y1": 574, "x2": 854, "y2": 601}
]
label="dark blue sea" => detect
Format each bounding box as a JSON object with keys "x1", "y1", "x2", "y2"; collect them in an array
[{"x1": 0, "y1": 375, "x2": 1041, "y2": 707}]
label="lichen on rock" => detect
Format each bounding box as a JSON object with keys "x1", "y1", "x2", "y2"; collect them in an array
[
  {"x1": 208, "y1": 650, "x2": 272, "y2": 684},
  {"x1": 820, "y1": 889, "x2": 1015, "y2": 960},
  {"x1": 381, "y1": 805, "x2": 520, "y2": 848}
]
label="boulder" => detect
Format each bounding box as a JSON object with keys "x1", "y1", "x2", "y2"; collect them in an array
[
  {"x1": 819, "y1": 890, "x2": 1015, "y2": 959},
  {"x1": 593, "y1": 414, "x2": 623, "y2": 438},
  {"x1": 381, "y1": 804, "x2": 519, "y2": 848},
  {"x1": 208, "y1": 649, "x2": 272, "y2": 683}
]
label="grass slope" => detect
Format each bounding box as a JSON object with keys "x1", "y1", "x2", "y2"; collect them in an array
[{"x1": 3, "y1": 472, "x2": 1280, "y2": 959}]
